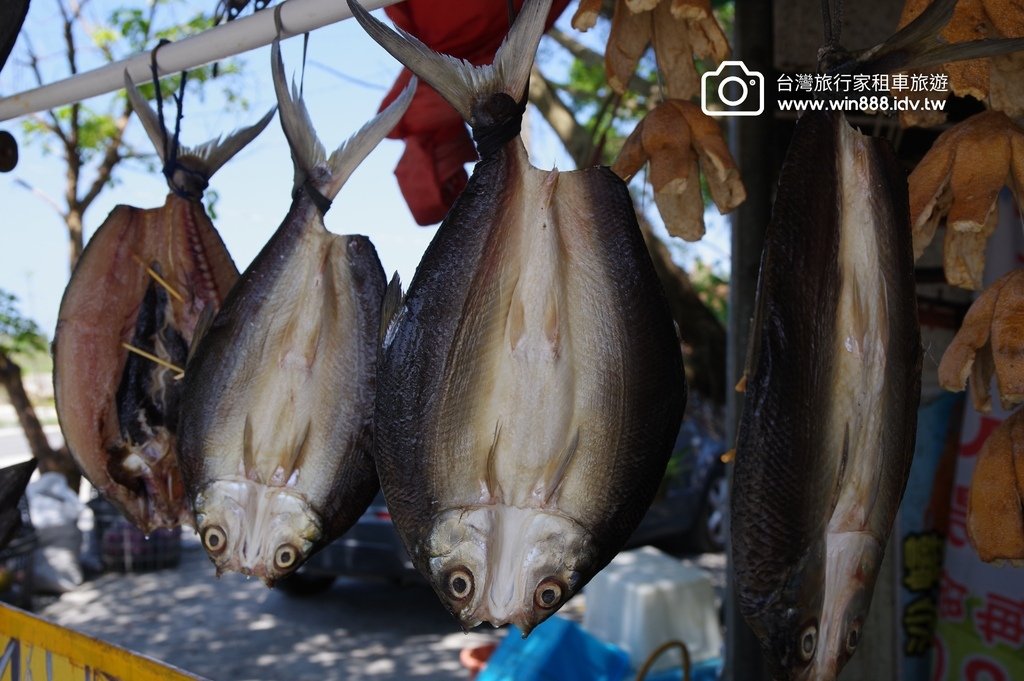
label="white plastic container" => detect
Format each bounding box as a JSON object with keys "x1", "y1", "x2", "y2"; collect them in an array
[{"x1": 582, "y1": 547, "x2": 723, "y2": 674}]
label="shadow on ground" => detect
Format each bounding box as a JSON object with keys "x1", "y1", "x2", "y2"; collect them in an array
[{"x1": 39, "y1": 536, "x2": 492, "y2": 680}]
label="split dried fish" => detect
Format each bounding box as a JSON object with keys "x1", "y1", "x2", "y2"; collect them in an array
[
  {"x1": 351, "y1": 0, "x2": 686, "y2": 634},
  {"x1": 53, "y1": 76, "x2": 274, "y2": 533}
]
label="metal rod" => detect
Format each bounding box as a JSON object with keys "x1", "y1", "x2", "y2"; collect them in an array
[{"x1": 0, "y1": 0, "x2": 403, "y2": 122}]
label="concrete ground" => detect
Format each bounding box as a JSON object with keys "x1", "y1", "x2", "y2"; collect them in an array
[
  {"x1": 39, "y1": 534, "x2": 497, "y2": 681},
  {"x1": 34, "y1": 537, "x2": 725, "y2": 680}
]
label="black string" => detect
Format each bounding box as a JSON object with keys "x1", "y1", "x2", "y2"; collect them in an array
[
  {"x1": 149, "y1": 40, "x2": 172, "y2": 166},
  {"x1": 818, "y1": 0, "x2": 845, "y2": 73},
  {"x1": 301, "y1": 32, "x2": 309, "y2": 99},
  {"x1": 820, "y1": 0, "x2": 835, "y2": 48},
  {"x1": 472, "y1": 95, "x2": 526, "y2": 158},
  {"x1": 300, "y1": 180, "x2": 332, "y2": 216},
  {"x1": 166, "y1": 70, "x2": 188, "y2": 181}
]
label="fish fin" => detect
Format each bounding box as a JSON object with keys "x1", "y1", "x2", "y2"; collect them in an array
[
  {"x1": 181, "y1": 106, "x2": 277, "y2": 179},
  {"x1": 187, "y1": 303, "x2": 218, "y2": 366},
  {"x1": 323, "y1": 75, "x2": 415, "y2": 201},
  {"x1": 541, "y1": 427, "x2": 581, "y2": 506},
  {"x1": 272, "y1": 39, "x2": 413, "y2": 201},
  {"x1": 905, "y1": 38, "x2": 1024, "y2": 72},
  {"x1": 833, "y1": 423, "x2": 851, "y2": 505},
  {"x1": 507, "y1": 284, "x2": 525, "y2": 352},
  {"x1": 874, "y1": 0, "x2": 955, "y2": 56},
  {"x1": 271, "y1": 40, "x2": 328, "y2": 196},
  {"x1": 124, "y1": 70, "x2": 169, "y2": 166},
  {"x1": 484, "y1": 421, "x2": 504, "y2": 503},
  {"x1": 124, "y1": 70, "x2": 275, "y2": 180},
  {"x1": 846, "y1": 0, "x2": 1024, "y2": 74},
  {"x1": 348, "y1": 0, "x2": 552, "y2": 122},
  {"x1": 743, "y1": 245, "x2": 771, "y2": 384},
  {"x1": 242, "y1": 415, "x2": 262, "y2": 484},
  {"x1": 379, "y1": 272, "x2": 404, "y2": 349},
  {"x1": 282, "y1": 420, "x2": 312, "y2": 481}
]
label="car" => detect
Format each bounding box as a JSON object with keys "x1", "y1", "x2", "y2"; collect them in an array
[
  {"x1": 625, "y1": 416, "x2": 729, "y2": 555},
  {"x1": 277, "y1": 416, "x2": 729, "y2": 595}
]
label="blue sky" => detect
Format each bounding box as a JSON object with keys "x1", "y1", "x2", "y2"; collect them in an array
[{"x1": 0, "y1": 1, "x2": 730, "y2": 340}]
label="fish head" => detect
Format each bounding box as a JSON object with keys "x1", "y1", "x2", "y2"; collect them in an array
[
  {"x1": 425, "y1": 506, "x2": 594, "y2": 635},
  {"x1": 749, "y1": 532, "x2": 883, "y2": 681},
  {"x1": 193, "y1": 480, "x2": 321, "y2": 584},
  {"x1": 802, "y1": 531, "x2": 884, "y2": 681}
]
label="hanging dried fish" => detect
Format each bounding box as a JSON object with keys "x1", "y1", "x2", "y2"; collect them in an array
[
  {"x1": 351, "y1": 0, "x2": 685, "y2": 634},
  {"x1": 53, "y1": 75, "x2": 274, "y2": 534},
  {"x1": 732, "y1": 112, "x2": 921, "y2": 680},
  {"x1": 177, "y1": 44, "x2": 413, "y2": 584}
]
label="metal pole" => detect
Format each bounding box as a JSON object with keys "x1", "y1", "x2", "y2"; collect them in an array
[
  {"x1": 0, "y1": 0, "x2": 403, "y2": 122},
  {"x1": 725, "y1": 0, "x2": 776, "y2": 679}
]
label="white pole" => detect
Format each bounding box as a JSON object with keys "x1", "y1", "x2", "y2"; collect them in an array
[{"x1": 0, "y1": 0, "x2": 404, "y2": 122}]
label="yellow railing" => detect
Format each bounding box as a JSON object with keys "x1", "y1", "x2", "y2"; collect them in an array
[{"x1": 0, "y1": 603, "x2": 207, "y2": 681}]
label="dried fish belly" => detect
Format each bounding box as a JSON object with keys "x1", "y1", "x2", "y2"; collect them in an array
[
  {"x1": 352, "y1": 0, "x2": 686, "y2": 634},
  {"x1": 732, "y1": 111, "x2": 921, "y2": 681},
  {"x1": 177, "y1": 44, "x2": 413, "y2": 584},
  {"x1": 53, "y1": 78, "x2": 273, "y2": 534}
]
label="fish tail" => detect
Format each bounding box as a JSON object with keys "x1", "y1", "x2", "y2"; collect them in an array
[
  {"x1": 347, "y1": 0, "x2": 552, "y2": 122},
  {"x1": 271, "y1": 40, "x2": 414, "y2": 202},
  {"x1": 123, "y1": 71, "x2": 275, "y2": 182}
]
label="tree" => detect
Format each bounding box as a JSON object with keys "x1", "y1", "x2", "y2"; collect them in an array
[
  {"x1": 0, "y1": 290, "x2": 74, "y2": 477},
  {"x1": 5, "y1": 0, "x2": 246, "y2": 483}
]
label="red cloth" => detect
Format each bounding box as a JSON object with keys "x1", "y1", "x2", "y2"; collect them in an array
[{"x1": 377, "y1": 0, "x2": 570, "y2": 225}]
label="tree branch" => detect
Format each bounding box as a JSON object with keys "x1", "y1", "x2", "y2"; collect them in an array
[
  {"x1": 21, "y1": 37, "x2": 70, "y2": 147},
  {"x1": 529, "y1": 67, "x2": 596, "y2": 168},
  {"x1": 13, "y1": 178, "x2": 66, "y2": 217},
  {"x1": 79, "y1": 104, "x2": 131, "y2": 211},
  {"x1": 546, "y1": 27, "x2": 659, "y2": 100}
]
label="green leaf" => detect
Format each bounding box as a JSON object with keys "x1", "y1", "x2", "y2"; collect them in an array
[{"x1": 0, "y1": 291, "x2": 47, "y2": 356}]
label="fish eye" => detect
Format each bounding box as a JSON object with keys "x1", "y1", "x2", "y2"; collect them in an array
[
  {"x1": 534, "y1": 579, "x2": 564, "y2": 610},
  {"x1": 846, "y1": 620, "x2": 862, "y2": 654},
  {"x1": 446, "y1": 569, "x2": 474, "y2": 601},
  {"x1": 202, "y1": 526, "x2": 227, "y2": 554},
  {"x1": 274, "y1": 544, "x2": 299, "y2": 570},
  {"x1": 799, "y1": 625, "x2": 817, "y2": 662}
]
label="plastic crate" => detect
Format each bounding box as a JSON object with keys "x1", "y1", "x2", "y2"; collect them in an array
[
  {"x1": 88, "y1": 497, "x2": 182, "y2": 572},
  {"x1": 0, "y1": 529, "x2": 37, "y2": 610}
]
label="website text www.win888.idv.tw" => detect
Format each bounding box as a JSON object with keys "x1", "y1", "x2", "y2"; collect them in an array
[{"x1": 776, "y1": 72, "x2": 949, "y2": 113}]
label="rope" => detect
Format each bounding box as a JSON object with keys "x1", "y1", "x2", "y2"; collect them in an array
[
  {"x1": 472, "y1": 93, "x2": 526, "y2": 158},
  {"x1": 634, "y1": 640, "x2": 692, "y2": 681}
]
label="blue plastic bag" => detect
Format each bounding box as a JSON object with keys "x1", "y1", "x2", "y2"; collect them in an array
[{"x1": 479, "y1": 616, "x2": 631, "y2": 681}]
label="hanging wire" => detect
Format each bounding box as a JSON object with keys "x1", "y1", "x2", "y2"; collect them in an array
[{"x1": 149, "y1": 40, "x2": 172, "y2": 164}]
